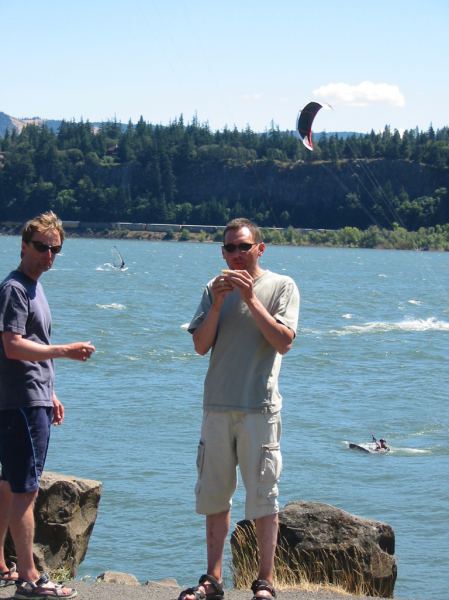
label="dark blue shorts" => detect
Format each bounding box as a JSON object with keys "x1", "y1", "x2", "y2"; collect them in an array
[{"x1": 0, "y1": 407, "x2": 52, "y2": 493}]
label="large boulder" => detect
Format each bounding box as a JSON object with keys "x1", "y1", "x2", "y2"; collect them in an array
[
  {"x1": 231, "y1": 501, "x2": 397, "y2": 598},
  {"x1": 6, "y1": 471, "x2": 102, "y2": 576}
]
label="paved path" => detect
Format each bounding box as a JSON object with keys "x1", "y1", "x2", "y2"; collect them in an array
[{"x1": 0, "y1": 579, "x2": 408, "y2": 600}]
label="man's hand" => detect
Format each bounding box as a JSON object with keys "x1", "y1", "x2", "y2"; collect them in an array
[
  {"x1": 221, "y1": 269, "x2": 254, "y2": 304},
  {"x1": 52, "y1": 394, "x2": 64, "y2": 425},
  {"x1": 63, "y1": 341, "x2": 96, "y2": 361},
  {"x1": 211, "y1": 274, "x2": 234, "y2": 308}
]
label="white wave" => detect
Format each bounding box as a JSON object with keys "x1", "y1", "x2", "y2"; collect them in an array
[
  {"x1": 344, "y1": 441, "x2": 431, "y2": 456},
  {"x1": 338, "y1": 317, "x2": 449, "y2": 335},
  {"x1": 389, "y1": 447, "x2": 432, "y2": 456},
  {"x1": 96, "y1": 303, "x2": 126, "y2": 310},
  {"x1": 96, "y1": 262, "x2": 128, "y2": 272},
  {"x1": 408, "y1": 299, "x2": 422, "y2": 306},
  {"x1": 342, "y1": 313, "x2": 353, "y2": 319},
  {"x1": 96, "y1": 262, "x2": 115, "y2": 271},
  {"x1": 180, "y1": 322, "x2": 190, "y2": 330}
]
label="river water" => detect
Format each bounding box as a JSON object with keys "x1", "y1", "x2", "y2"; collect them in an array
[{"x1": 1, "y1": 236, "x2": 448, "y2": 600}]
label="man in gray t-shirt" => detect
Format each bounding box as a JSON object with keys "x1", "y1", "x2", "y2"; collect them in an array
[
  {"x1": 0, "y1": 211, "x2": 95, "y2": 598},
  {"x1": 180, "y1": 219, "x2": 299, "y2": 600}
]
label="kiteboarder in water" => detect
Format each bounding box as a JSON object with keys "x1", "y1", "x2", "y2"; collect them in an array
[
  {"x1": 375, "y1": 438, "x2": 388, "y2": 451},
  {"x1": 372, "y1": 435, "x2": 389, "y2": 451}
]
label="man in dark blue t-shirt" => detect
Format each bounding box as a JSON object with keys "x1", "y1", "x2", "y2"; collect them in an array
[{"x1": 0, "y1": 212, "x2": 95, "y2": 599}]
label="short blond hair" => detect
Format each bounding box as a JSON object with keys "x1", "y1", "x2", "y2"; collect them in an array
[{"x1": 22, "y1": 211, "x2": 65, "y2": 244}]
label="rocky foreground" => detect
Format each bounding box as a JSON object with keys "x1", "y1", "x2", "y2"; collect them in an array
[{"x1": 2, "y1": 473, "x2": 405, "y2": 600}]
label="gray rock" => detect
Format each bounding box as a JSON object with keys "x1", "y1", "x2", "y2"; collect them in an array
[
  {"x1": 231, "y1": 501, "x2": 397, "y2": 598},
  {"x1": 143, "y1": 578, "x2": 180, "y2": 588},
  {"x1": 97, "y1": 571, "x2": 140, "y2": 586},
  {"x1": 6, "y1": 471, "x2": 101, "y2": 576}
]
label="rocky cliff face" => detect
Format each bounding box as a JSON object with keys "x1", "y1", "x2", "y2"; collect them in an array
[{"x1": 173, "y1": 157, "x2": 449, "y2": 228}]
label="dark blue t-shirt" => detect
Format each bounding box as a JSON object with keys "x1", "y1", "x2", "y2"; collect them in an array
[{"x1": 0, "y1": 270, "x2": 54, "y2": 409}]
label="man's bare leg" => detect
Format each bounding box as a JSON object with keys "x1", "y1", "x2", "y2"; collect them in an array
[
  {"x1": 8, "y1": 490, "x2": 39, "y2": 582},
  {"x1": 180, "y1": 510, "x2": 229, "y2": 600},
  {"x1": 254, "y1": 513, "x2": 278, "y2": 598},
  {"x1": 0, "y1": 481, "x2": 13, "y2": 572},
  {"x1": 206, "y1": 510, "x2": 230, "y2": 582}
]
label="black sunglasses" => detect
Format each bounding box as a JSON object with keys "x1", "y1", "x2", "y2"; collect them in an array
[
  {"x1": 223, "y1": 242, "x2": 258, "y2": 253},
  {"x1": 30, "y1": 240, "x2": 62, "y2": 255}
]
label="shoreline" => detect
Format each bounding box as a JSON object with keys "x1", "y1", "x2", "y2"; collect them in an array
[{"x1": 1, "y1": 221, "x2": 448, "y2": 251}]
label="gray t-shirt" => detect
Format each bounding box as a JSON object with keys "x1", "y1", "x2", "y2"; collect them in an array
[
  {"x1": 189, "y1": 269, "x2": 300, "y2": 413},
  {"x1": 0, "y1": 270, "x2": 54, "y2": 410}
]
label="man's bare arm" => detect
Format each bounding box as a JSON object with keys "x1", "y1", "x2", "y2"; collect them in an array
[
  {"x1": 1, "y1": 332, "x2": 95, "y2": 362},
  {"x1": 224, "y1": 270, "x2": 295, "y2": 354},
  {"x1": 192, "y1": 276, "x2": 233, "y2": 355}
]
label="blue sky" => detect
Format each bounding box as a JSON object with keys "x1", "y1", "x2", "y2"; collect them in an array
[{"x1": 2, "y1": 0, "x2": 448, "y2": 133}]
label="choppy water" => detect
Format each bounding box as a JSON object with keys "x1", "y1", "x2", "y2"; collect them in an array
[{"x1": 1, "y1": 236, "x2": 448, "y2": 600}]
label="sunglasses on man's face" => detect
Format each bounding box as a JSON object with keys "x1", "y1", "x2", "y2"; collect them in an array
[
  {"x1": 222, "y1": 242, "x2": 258, "y2": 253},
  {"x1": 30, "y1": 240, "x2": 62, "y2": 255}
]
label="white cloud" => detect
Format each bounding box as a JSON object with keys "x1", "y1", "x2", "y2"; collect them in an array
[{"x1": 313, "y1": 81, "x2": 405, "y2": 107}]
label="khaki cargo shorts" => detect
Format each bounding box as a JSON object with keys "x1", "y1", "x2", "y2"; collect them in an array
[{"x1": 195, "y1": 410, "x2": 282, "y2": 520}]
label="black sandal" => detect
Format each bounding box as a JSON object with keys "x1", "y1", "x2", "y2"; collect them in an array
[
  {"x1": 178, "y1": 574, "x2": 224, "y2": 600},
  {"x1": 251, "y1": 579, "x2": 277, "y2": 600}
]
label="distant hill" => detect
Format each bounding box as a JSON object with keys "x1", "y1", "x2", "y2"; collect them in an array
[
  {"x1": 0, "y1": 110, "x2": 362, "y2": 139},
  {"x1": 0, "y1": 111, "x2": 109, "y2": 136},
  {"x1": 0, "y1": 112, "x2": 62, "y2": 135}
]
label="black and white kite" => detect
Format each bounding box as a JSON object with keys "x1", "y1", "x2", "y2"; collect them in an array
[{"x1": 296, "y1": 101, "x2": 331, "y2": 151}]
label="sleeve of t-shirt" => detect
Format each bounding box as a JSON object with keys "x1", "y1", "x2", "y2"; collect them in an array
[
  {"x1": 0, "y1": 285, "x2": 29, "y2": 335},
  {"x1": 272, "y1": 278, "x2": 300, "y2": 335},
  {"x1": 187, "y1": 284, "x2": 213, "y2": 334}
]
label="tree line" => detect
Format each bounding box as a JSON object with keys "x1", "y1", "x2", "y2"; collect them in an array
[{"x1": 0, "y1": 116, "x2": 448, "y2": 231}]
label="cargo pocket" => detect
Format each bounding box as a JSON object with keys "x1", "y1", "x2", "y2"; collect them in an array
[
  {"x1": 258, "y1": 442, "x2": 282, "y2": 500},
  {"x1": 195, "y1": 440, "x2": 205, "y2": 495},
  {"x1": 196, "y1": 440, "x2": 205, "y2": 475}
]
